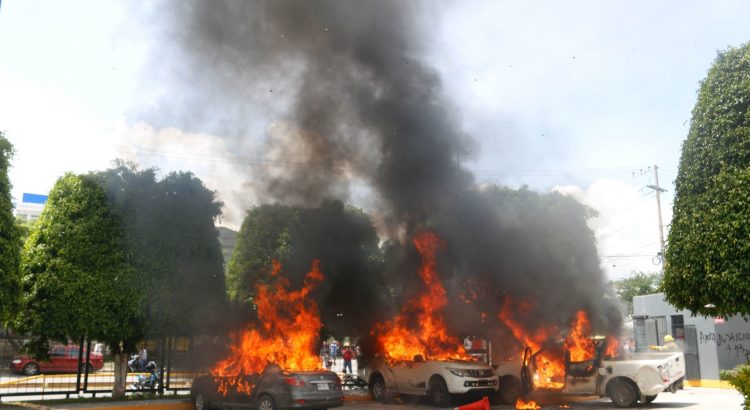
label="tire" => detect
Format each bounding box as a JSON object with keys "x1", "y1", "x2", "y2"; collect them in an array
[
  {"x1": 370, "y1": 375, "x2": 387, "y2": 402},
  {"x1": 23, "y1": 362, "x2": 40, "y2": 376},
  {"x1": 609, "y1": 379, "x2": 637, "y2": 408},
  {"x1": 498, "y1": 375, "x2": 522, "y2": 404},
  {"x1": 193, "y1": 392, "x2": 207, "y2": 410},
  {"x1": 643, "y1": 394, "x2": 657, "y2": 404},
  {"x1": 257, "y1": 394, "x2": 275, "y2": 410},
  {"x1": 193, "y1": 392, "x2": 208, "y2": 410},
  {"x1": 428, "y1": 376, "x2": 451, "y2": 408},
  {"x1": 80, "y1": 363, "x2": 93, "y2": 374}
]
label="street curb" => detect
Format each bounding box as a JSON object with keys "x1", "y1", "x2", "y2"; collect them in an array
[
  {"x1": 0, "y1": 401, "x2": 192, "y2": 410},
  {"x1": 65, "y1": 403, "x2": 191, "y2": 410},
  {"x1": 686, "y1": 379, "x2": 735, "y2": 389}
]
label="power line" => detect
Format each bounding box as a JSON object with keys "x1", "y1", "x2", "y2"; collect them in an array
[{"x1": 117, "y1": 147, "x2": 355, "y2": 171}]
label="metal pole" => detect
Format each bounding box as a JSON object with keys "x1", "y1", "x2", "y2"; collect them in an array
[
  {"x1": 647, "y1": 164, "x2": 667, "y2": 268},
  {"x1": 75, "y1": 337, "x2": 85, "y2": 393},
  {"x1": 84, "y1": 339, "x2": 92, "y2": 392},
  {"x1": 654, "y1": 165, "x2": 666, "y2": 262}
]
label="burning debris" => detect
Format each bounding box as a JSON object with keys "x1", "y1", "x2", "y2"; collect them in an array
[
  {"x1": 515, "y1": 398, "x2": 541, "y2": 409},
  {"x1": 211, "y1": 260, "x2": 324, "y2": 395},
  {"x1": 372, "y1": 231, "x2": 467, "y2": 362}
]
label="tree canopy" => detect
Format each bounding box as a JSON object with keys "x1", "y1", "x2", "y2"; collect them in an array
[
  {"x1": 93, "y1": 162, "x2": 227, "y2": 337},
  {"x1": 612, "y1": 271, "x2": 662, "y2": 314},
  {"x1": 664, "y1": 42, "x2": 750, "y2": 317},
  {"x1": 0, "y1": 131, "x2": 21, "y2": 325},
  {"x1": 17, "y1": 173, "x2": 142, "y2": 352},
  {"x1": 17, "y1": 163, "x2": 227, "y2": 397}
]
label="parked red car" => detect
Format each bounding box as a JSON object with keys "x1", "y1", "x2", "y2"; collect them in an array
[{"x1": 10, "y1": 345, "x2": 104, "y2": 376}]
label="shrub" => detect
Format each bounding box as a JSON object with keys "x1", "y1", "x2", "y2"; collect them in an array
[{"x1": 721, "y1": 361, "x2": 750, "y2": 408}]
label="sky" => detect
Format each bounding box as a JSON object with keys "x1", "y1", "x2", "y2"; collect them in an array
[{"x1": 1, "y1": 1, "x2": 749, "y2": 280}]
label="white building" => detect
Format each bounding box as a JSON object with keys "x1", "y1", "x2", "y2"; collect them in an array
[
  {"x1": 633, "y1": 293, "x2": 750, "y2": 385},
  {"x1": 13, "y1": 193, "x2": 47, "y2": 222}
]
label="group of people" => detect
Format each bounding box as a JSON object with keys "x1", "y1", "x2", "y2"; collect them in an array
[{"x1": 321, "y1": 339, "x2": 358, "y2": 374}]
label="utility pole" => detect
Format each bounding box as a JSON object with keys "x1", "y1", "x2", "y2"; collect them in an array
[{"x1": 646, "y1": 164, "x2": 667, "y2": 267}]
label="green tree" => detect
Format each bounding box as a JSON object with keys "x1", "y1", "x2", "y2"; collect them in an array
[
  {"x1": 664, "y1": 42, "x2": 750, "y2": 317},
  {"x1": 142, "y1": 171, "x2": 226, "y2": 336},
  {"x1": 15, "y1": 216, "x2": 34, "y2": 243},
  {"x1": 93, "y1": 162, "x2": 227, "y2": 337},
  {"x1": 226, "y1": 204, "x2": 302, "y2": 304},
  {"x1": 227, "y1": 200, "x2": 384, "y2": 336},
  {"x1": 612, "y1": 272, "x2": 662, "y2": 314},
  {"x1": 0, "y1": 132, "x2": 21, "y2": 325},
  {"x1": 18, "y1": 174, "x2": 142, "y2": 397}
]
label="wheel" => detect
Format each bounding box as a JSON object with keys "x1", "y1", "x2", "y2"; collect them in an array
[
  {"x1": 80, "y1": 363, "x2": 93, "y2": 374},
  {"x1": 609, "y1": 379, "x2": 637, "y2": 408},
  {"x1": 498, "y1": 375, "x2": 521, "y2": 404},
  {"x1": 370, "y1": 375, "x2": 387, "y2": 402},
  {"x1": 23, "y1": 362, "x2": 40, "y2": 376},
  {"x1": 428, "y1": 376, "x2": 451, "y2": 407},
  {"x1": 643, "y1": 394, "x2": 657, "y2": 403},
  {"x1": 193, "y1": 392, "x2": 208, "y2": 410},
  {"x1": 257, "y1": 394, "x2": 275, "y2": 410}
]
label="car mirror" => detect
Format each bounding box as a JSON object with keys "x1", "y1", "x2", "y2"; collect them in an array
[{"x1": 413, "y1": 354, "x2": 424, "y2": 363}]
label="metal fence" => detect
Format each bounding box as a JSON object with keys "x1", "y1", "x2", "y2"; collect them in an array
[
  {"x1": 0, "y1": 331, "x2": 218, "y2": 401},
  {"x1": 683, "y1": 325, "x2": 701, "y2": 380},
  {"x1": 1, "y1": 331, "x2": 370, "y2": 402}
]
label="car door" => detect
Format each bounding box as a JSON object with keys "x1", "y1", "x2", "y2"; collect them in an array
[
  {"x1": 64, "y1": 347, "x2": 82, "y2": 373},
  {"x1": 220, "y1": 374, "x2": 260, "y2": 409},
  {"x1": 390, "y1": 360, "x2": 423, "y2": 395},
  {"x1": 44, "y1": 346, "x2": 66, "y2": 373}
]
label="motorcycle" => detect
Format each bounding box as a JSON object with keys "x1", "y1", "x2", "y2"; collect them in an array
[
  {"x1": 128, "y1": 355, "x2": 150, "y2": 372},
  {"x1": 130, "y1": 361, "x2": 161, "y2": 390}
]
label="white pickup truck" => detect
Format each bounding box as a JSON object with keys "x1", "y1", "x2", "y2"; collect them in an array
[
  {"x1": 357, "y1": 355, "x2": 499, "y2": 407},
  {"x1": 495, "y1": 346, "x2": 685, "y2": 408}
]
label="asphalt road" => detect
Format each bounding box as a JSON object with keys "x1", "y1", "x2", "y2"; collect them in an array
[{"x1": 342, "y1": 387, "x2": 743, "y2": 409}]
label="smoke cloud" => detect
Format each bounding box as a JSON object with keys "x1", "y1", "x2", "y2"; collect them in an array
[{"x1": 134, "y1": 0, "x2": 620, "y2": 352}]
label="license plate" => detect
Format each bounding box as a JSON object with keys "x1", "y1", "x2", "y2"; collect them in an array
[{"x1": 316, "y1": 383, "x2": 330, "y2": 391}]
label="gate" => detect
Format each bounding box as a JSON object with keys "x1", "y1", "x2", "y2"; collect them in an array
[
  {"x1": 683, "y1": 325, "x2": 701, "y2": 380},
  {"x1": 0, "y1": 335, "x2": 203, "y2": 401}
]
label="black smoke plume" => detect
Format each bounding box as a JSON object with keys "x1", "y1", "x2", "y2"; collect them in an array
[{"x1": 136, "y1": 0, "x2": 620, "y2": 353}]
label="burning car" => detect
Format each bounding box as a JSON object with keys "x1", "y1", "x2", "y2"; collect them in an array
[
  {"x1": 194, "y1": 260, "x2": 343, "y2": 410},
  {"x1": 495, "y1": 337, "x2": 685, "y2": 408},
  {"x1": 356, "y1": 232, "x2": 498, "y2": 406},
  {"x1": 358, "y1": 354, "x2": 497, "y2": 407},
  {"x1": 191, "y1": 363, "x2": 343, "y2": 410}
]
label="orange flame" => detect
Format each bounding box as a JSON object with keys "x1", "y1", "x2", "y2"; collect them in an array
[
  {"x1": 498, "y1": 298, "x2": 554, "y2": 353},
  {"x1": 500, "y1": 302, "x2": 620, "y2": 391},
  {"x1": 532, "y1": 352, "x2": 566, "y2": 389},
  {"x1": 373, "y1": 231, "x2": 467, "y2": 362},
  {"x1": 563, "y1": 311, "x2": 595, "y2": 362},
  {"x1": 604, "y1": 335, "x2": 620, "y2": 359},
  {"x1": 212, "y1": 260, "x2": 324, "y2": 395},
  {"x1": 498, "y1": 298, "x2": 564, "y2": 389},
  {"x1": 515, "y1": 398, "x2": 541, "y2": 409}
]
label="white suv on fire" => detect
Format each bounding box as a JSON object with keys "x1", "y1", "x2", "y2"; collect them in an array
[{"x1": 357, "y1": 355, "x2": 498, "y2": 407}]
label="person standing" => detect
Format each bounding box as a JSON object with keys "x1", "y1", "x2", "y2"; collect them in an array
[
  {"x1": 649, "y1": 335, "x2": 681, "y2": 352},
  {"x1": 137, "y1": 345, "x2": 148, "y2": 370},
  {"x1": 329, "y1": 341, "x2": 338, "y2": 366},
  {"x1": 342, "y1": 346, "x2": 353, "y2": 374}
]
